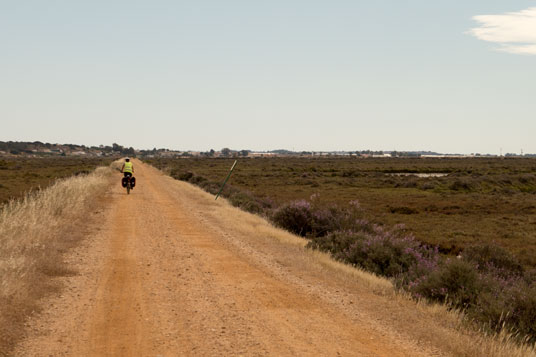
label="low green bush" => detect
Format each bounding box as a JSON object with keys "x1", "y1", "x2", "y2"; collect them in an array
[
  {"x1": 450, "y1": 179, "x2": 475, "y2": 191},
  {"x1": 228, "y1": 191, "x2": 264, "y2": 214},
  {"x1": 389, "y1": 206, "x2": 419, "y2": 215},
  {"x1": 461, "y1": 244, "x2": 524, "y2": 278},
  {"x1": 408, "y1": 259, "x2": 482, "y2": 308},
  {"x1": 178, "y1": 171, "x2": 194, "y2": 181}
]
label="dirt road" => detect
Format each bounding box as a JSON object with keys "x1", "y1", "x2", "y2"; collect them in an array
[{"x1": 15, "y1": 161, "x2": 440, "y2": 356}]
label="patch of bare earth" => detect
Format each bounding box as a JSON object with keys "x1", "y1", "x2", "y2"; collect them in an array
[{"x1": 14, "y1": 161, "x2": 535, "y2": 356}]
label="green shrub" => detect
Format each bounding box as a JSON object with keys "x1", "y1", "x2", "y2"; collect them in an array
[
  {"x1": 462, "y1": 244, "x2": 523, "y2": 278},
  {"x1": 228, "y1": 191, "x2": 263, "y2": 214},
  {"x1": 420, "y1": 182, "x2": 436, "y2": 190},
  {"x1": 450, "y1": 179, "x2": 475, "y2": 191},
  {"x1": 409, "y1": 259, "x2": 482, "y2": 308},
  {"x1": 389, "y1": 206, "x2": 419, "y2": 215},
  {"x1": 190, "y1": 175, "x2": 207, "y2": 185},
  {"x1": 198, "y1": 181, "x2": 220, "y2": 195},
  {"x1": 509, "y1": 284, "x2": 536, "y2": 341},
  {"x1": 178, "y1": 171, "x2": 194, "y2": 181}
]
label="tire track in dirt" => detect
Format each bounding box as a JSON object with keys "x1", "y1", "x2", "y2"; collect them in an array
[{"x1": 15, "y1": 161, "x2": 434, "y2": 356}]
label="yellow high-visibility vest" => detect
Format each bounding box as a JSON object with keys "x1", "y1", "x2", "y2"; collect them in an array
[{"x1": 123, "y1": 162, "x2": 133, "y2": 173}]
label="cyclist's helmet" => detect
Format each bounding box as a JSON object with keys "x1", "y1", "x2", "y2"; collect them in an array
[{"x1": 125, "y1": 157, "x2": 130, "y2": 162}]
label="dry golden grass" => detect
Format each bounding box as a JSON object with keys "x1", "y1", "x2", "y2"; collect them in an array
[
  {"x1": 0, "y1": 166, "x2": 113, "y2": 356},
  {"x1": 165, "y1": 171, "x2": 536, "y2": 357}
]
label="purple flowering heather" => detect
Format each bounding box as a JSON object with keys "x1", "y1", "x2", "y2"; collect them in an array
[
  {"x1": 309, "y1": 223, "x2": 439, "y2": 278},
  {"x1": 271, "y1": 199, "x2": 314, "y2": 236}
]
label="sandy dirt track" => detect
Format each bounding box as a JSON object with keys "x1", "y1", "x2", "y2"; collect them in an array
[{"x1": 15, "y1": 161, "x2": 440, "y2": 356}]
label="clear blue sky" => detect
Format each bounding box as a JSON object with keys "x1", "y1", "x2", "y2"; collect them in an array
[{"x1": 2, "y1": 1, "x2": 535, "y2": 154}]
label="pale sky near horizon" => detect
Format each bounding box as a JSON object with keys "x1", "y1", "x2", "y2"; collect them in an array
[{"x1": 1, "y1": 1, "x2": 535, "y2": 154}]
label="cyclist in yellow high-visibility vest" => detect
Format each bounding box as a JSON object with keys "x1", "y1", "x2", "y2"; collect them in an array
[{"x1": 121, "y1": 158, "x2": 134, "y2": 178}]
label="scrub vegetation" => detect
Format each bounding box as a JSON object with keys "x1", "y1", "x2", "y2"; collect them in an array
[
  {"x1": 0, "y1": 157, "x2": 114, "y2": 205},
  {"x1": 145, "y1": 156, "x2": 536, "y2": 346}
]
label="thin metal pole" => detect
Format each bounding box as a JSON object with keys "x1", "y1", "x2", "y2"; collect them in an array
[{"x1": 215, "y1": 160, "x2": 237, "y2": 200}]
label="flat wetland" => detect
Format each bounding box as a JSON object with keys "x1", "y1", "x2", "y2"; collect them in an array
[
  {"x1": 0, "y1": 157, "x2": 113, "y2": 204},
  {"x1": 146, "y1": 156, "x2": 536, "y2": 268}
]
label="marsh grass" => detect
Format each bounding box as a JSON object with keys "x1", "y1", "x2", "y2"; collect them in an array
[
  {"x1": 0, "y1": 166, "x2": 112, "y2": 355},
  {"x1": 0, "y1": 157, "x2": 113, "y2": 204}
]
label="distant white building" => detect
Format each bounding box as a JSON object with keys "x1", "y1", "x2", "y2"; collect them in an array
[
  {"x1": 421, "y1": 155, "x2": 474, "y2": 158},
  {"x1": 249, "y1": 152, "x2": 276, "y2": 157}
]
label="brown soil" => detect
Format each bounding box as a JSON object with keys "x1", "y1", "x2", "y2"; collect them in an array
[{"x1": 15, "y1": 161, "x2": 440, "y2": 356}]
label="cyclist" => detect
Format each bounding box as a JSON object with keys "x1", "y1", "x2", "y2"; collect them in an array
[{"x1": 121, "y1": 157, "x2": 134, "y2": 178}]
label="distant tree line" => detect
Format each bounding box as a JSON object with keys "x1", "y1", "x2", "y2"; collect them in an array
[
  {"x1": 210, "y1": 148, "x2": 250, "y2": 157},
  {"x1": 111, "y1": 143, "x2": 136, "y2": 156},
  {"x1": 0, "y1": 141, "x2": 135, "y2": 156}
]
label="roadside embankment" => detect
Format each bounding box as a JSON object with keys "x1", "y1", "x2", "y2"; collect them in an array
[
  {"x1": 0, "y1": 166, "x2": 113, "y2": 355},
  {"x1": 151, "y1": 162, "x2": 536, "y2": 357}
]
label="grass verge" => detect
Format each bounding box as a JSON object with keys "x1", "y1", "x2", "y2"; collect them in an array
[{"x1": 0, "y1": 166, "x2": 113, "y2": 356}]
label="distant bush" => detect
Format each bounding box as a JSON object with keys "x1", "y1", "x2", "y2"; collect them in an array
[
  {"x1": 404, "y1": 259, "x2": 482, "y2": 308},
  {"x1": 169, "y1": 169, "x2": 193, "y2": 181},
  {"x1": 402, "y1": 179, "x2": 418, "y2": 188},
  {"x1": 450, "y1": 179, "x2": 474, "y2": 191},
  {"x1": 461, "y1": 244, "x2": 524, "y2": 279},
  {"x1": 198, "y1": 181, "x2": 220, "y2": 195},
  {"x1": 420, "y1": 181, "x2": 436, "y2": 190},
  {"x1": 517, "y1": 174, "x2": 536, "y2": 187},
  {"x1": 178, "y1": 171, "x2": 194, "y2": 181},
  {"x1": 388, "y1": 206, "x2": 419, "y2": 215},
  {"x1": 342, "y1": 170, "x2": 359, "y2": 177},
  {"x1": 394, "y1": 179, "x2": 418, "y2": 188},
  {"x1": 190, "y1": 175, "x2": 207, "y2": 185},
  {"x1": 226, "y1": 190, "x2": 272, "y2": 214}
]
